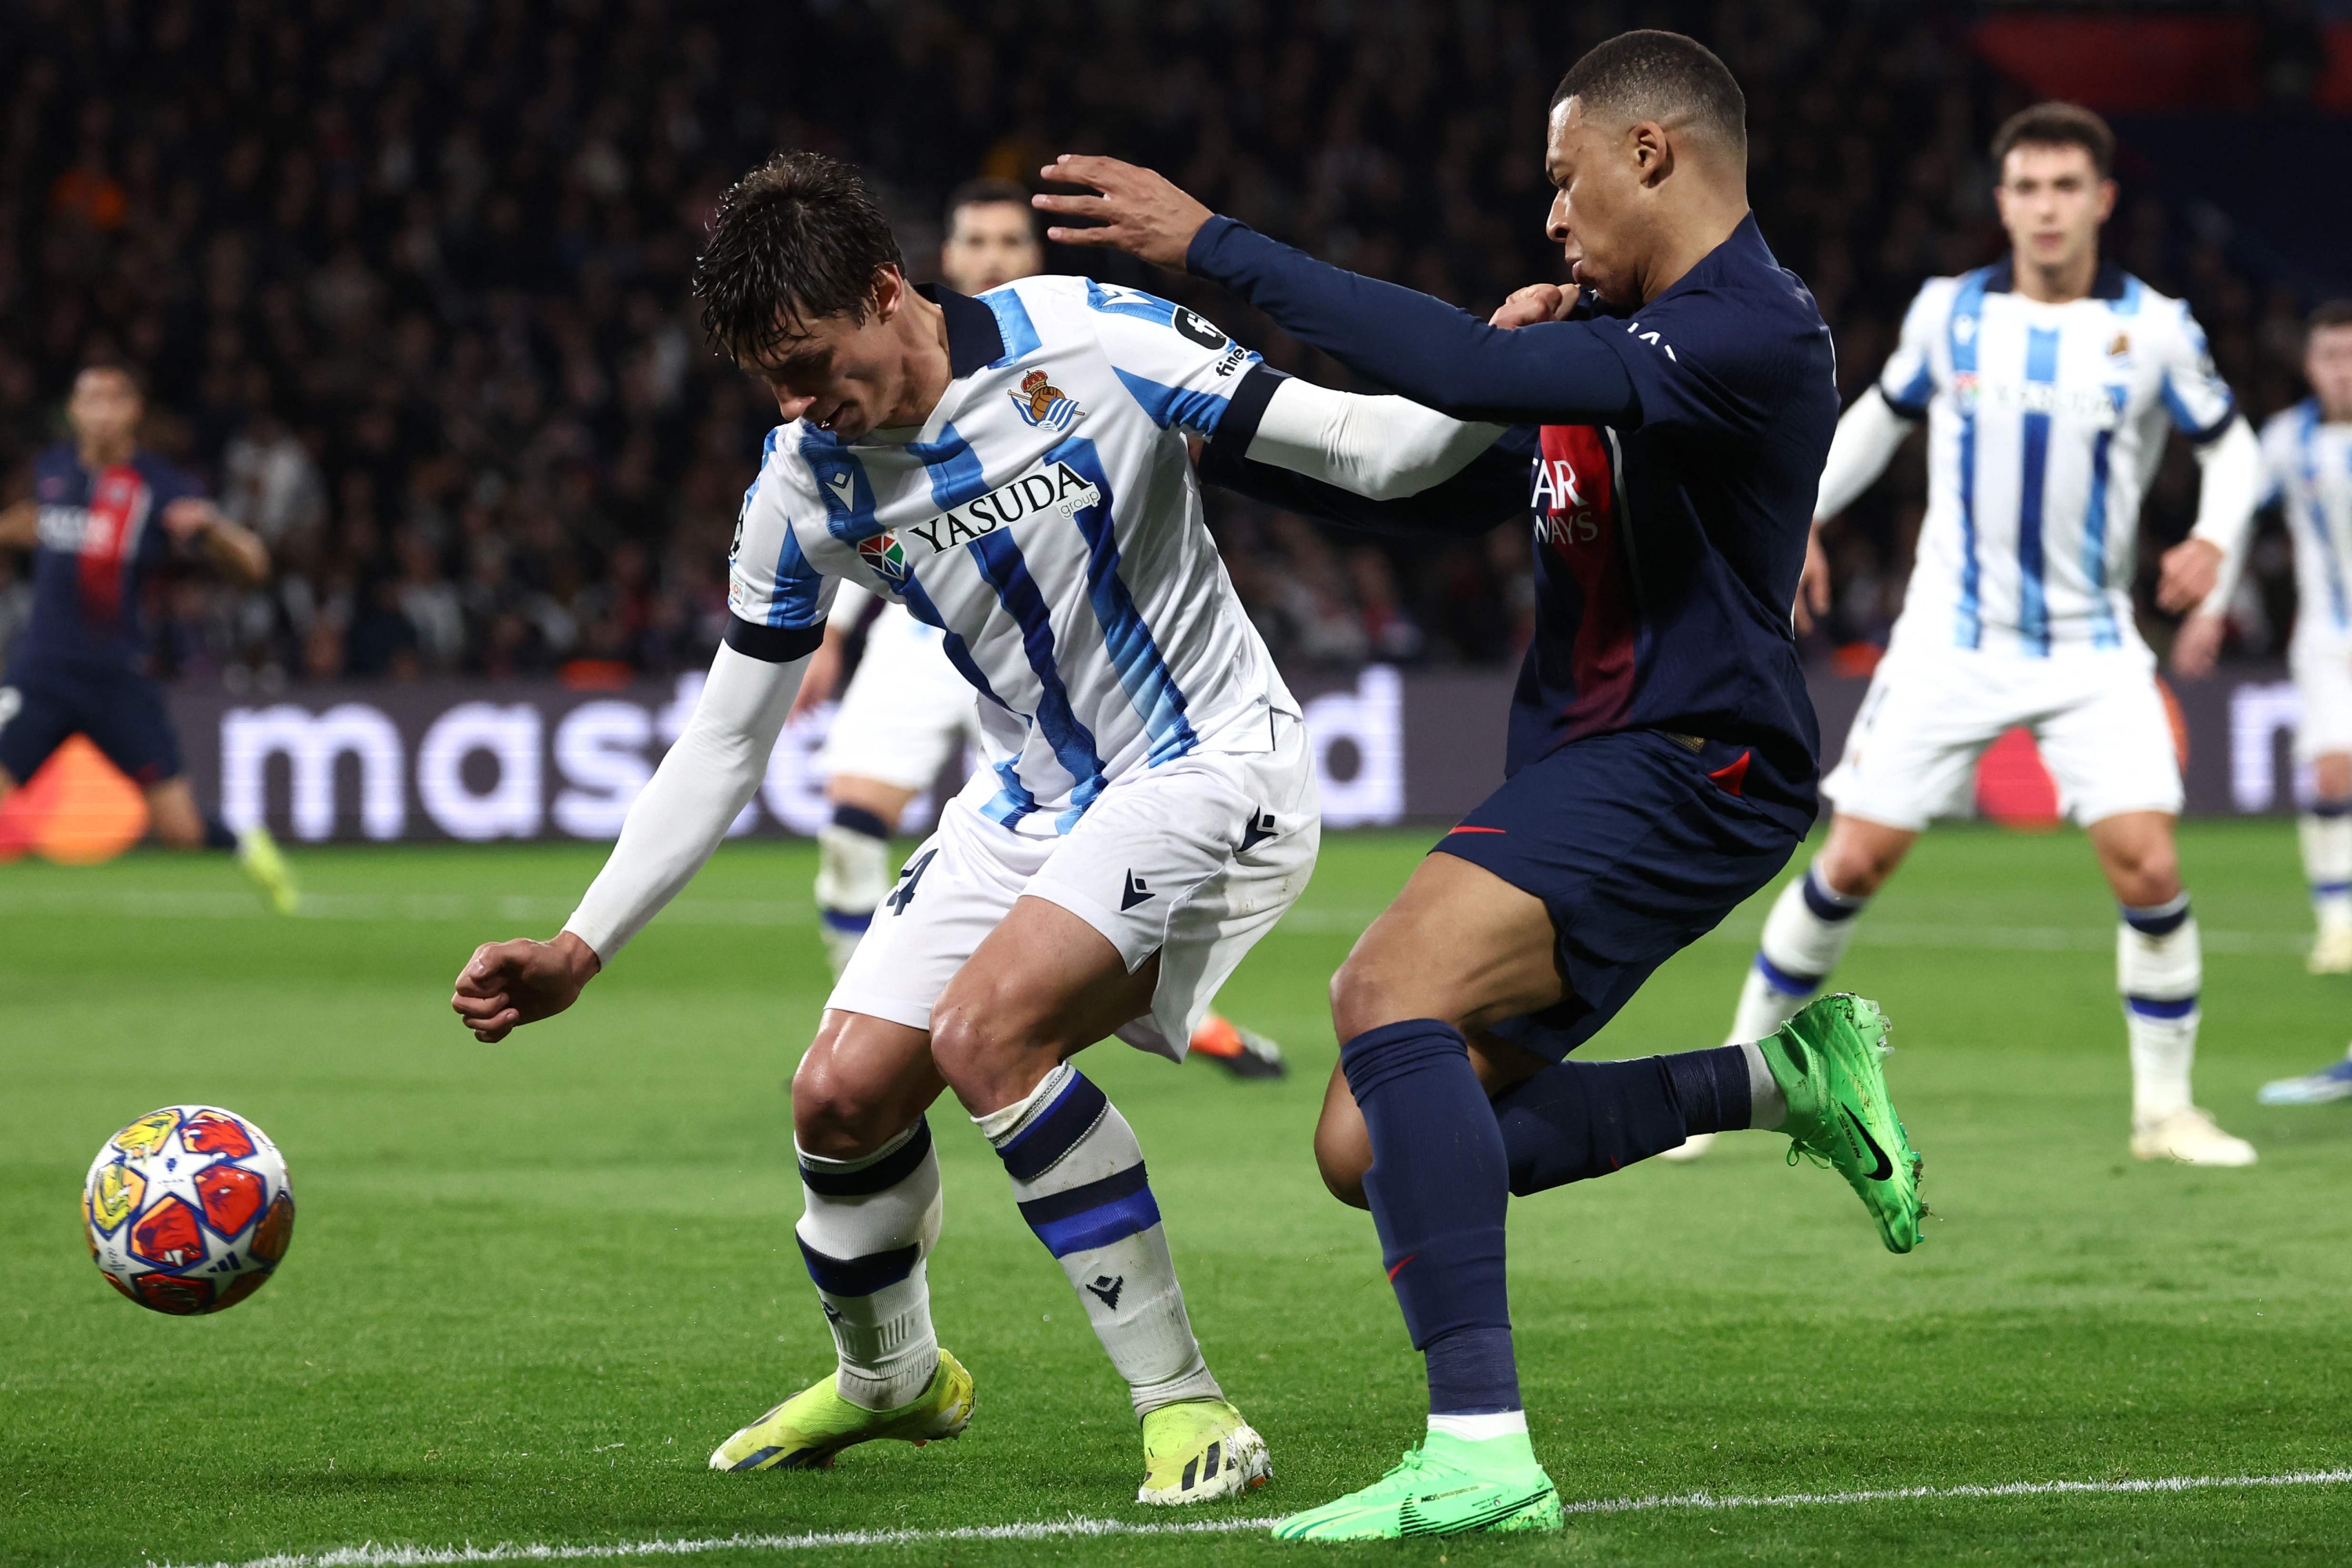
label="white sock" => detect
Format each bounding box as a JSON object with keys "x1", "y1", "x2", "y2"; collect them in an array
[
  {"x1": 979, "y1": 1065, "x2": 1221, "y2": 1417},
  {"x1": 1428, "y1": 1410, "x2": 1527, "y2": 1442},
  {"x1": 2299, "y1": 808, "x2": 2352, "y2": 931},
  {"x1": 1728, "y1": 864, "x2": 1868, "y2": 1046},
  {"x1": 2118, "y1": 895, "x2": 2199, "y2": 1123},
  {"x1": 793, "y1": 1120, "x2": 942, "y2": 1410},
  {"x1": 1738, "y1": 1039, "x2": 1788, "y2": 1131},
  {"x1": 815, "y1": 816, "x2": 891, "y2": 974}
]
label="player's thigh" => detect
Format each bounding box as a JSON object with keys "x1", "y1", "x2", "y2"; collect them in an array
[
  {"x1": 827, "y1": 801, "x2": 1043, "y2": 1035},
  {"x1": 79, "y1": 670, "x2": 184, "y2": 790},
  {"x1": 0, "y1": 676, "x2": 79, "y2": 786},
  {"x1": 1330, "y1": 851, "x2": 1563, "y2": 1040},
  {"x1": 792, "y1": 1009, "x2": 943, "y2": 1160},
  {"x1": 931, "y1": 894, "x2": 1162, "y2": 1097},
  {"x1": 1821, "y1": 651, "x2": 2007, "y2": 832},
  {"x1": 2034, "y1": 658, "x2": 2183, "y2": 828}
]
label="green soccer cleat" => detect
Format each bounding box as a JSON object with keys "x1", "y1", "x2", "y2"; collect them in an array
[
  {"x1": 708, "y1": 1348, "x2": 975, "y2": 1472},
  {"x1": 1269, "y1": 1430, "x2": 1561, "y2": 1541},
  {"x1": 1137, "y1": 1396, "x2": 1271, "y2": 1504},
  {"x1": 1762, "y1": 993, "x2": 1925, "y2": 1253},
  {"x1": 235, "y1": 826, "x2": 300, "y2": 916}
]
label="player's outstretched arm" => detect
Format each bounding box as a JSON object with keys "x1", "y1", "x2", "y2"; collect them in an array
[
  {"x1": 0, "y1": 498, "x2": 38, "y2": 549},
  {"x1": 161, "y1": 499, "x2": 270, "y2": 585},
  {"x1": 448, "y1": 640, "x2": 807, "y2": 1042},
  {"x1": 1037, "y1": 154, "x2": 1636, "y2": 426},
  {"x1": 2158, "y1": 415, "x2": 2263, "y2": 618}
]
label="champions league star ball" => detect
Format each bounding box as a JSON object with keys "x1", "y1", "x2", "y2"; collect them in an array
[{"x1": 84, "y1": 1106, "x2": 295, "y2": 1315}]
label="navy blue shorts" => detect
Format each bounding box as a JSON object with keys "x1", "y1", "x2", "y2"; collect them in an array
[
  {"x1": 1434, "y1": 730, "x2": 1806, "y2": 1062},
  {"x1": 0, "y1": 662, "x2": 183, "y2": 788}
]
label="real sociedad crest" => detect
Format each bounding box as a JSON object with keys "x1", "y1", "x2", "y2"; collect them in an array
[
  {"x1": 1009, "y1": 369, "x2": 1081, "y2": 430},
  {"x1": 857, "y1": 531, "x2": 913, "y2": 586}
]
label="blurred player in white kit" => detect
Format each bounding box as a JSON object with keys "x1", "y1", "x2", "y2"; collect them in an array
[
  {"x1": 2250, "y1": 303, "x2": 2352, "y2": 1103},
  {"x1": 1706, "y1": 103, "x2": 2265, "y2": 1166},
  {"x1": 793, "y1": 177, "x2": 1283, "y2": 1076}
]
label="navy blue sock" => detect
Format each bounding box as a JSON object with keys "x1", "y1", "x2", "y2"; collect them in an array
[
  {"x1": 1494, "y1": 1046, "x2": 1752, "y2": 1197},
  {"x1": 203, "y1": 815, "x2": 238, "y2": 852},
  {"x1": 831, "y1": 803, "x2": 891, "y2": 840},
  {"x1": 1341, "y1": 1019, "x2": 1518, "y2": 1415}
]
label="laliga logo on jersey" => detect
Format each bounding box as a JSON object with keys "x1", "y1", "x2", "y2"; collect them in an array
[
  {"x1": 1009, "y1": 370, "x2": 1081, "y2": 431},
  {"x1": 857, "y1": 531, "x2": 913, "y2": 586}
]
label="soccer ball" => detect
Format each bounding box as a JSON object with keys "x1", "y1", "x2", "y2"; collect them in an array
[{"x1": 84, "y1": 1105, "x2": 295, "y2": 1315}]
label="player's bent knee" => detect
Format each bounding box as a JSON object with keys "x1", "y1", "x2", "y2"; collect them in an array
[
  {"x1": 792, "y1": 1027, "x2": 919, "y2": 1160},
  {"x1": 1328, "y1": 949, "x2": 1423, "y2": 1041}
]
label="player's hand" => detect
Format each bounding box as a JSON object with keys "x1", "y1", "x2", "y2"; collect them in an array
[
  {"x1": 1032, "y1": 155, "x2": 1212, "y2": 270},
  {"x1": 788, "y1": 637, "x2": 845, "y2": 723},
  {"x1": 158, "y1": 497, "x2": 215, "y2": 543},
  {"x1": 2169, "y1": 612, "x2": 2226, "y2": 678},
  {"x1": 451, "y1": 931, "x2": 601, "y2": 1043},
  {"x1": 1792, "y1": 523, "x2": 1832, "y2": 634},
  {"x1": 1490, "y1": 284, "x2": 1573, "y2": 329},
  {"x1": 2156, "y1": 537, "x2": 2223, "y2": 614}
]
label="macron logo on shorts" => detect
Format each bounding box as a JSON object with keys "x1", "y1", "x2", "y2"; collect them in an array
[{"x1": 1121, "y1": 870, "x2": 1154, "y2": 911}]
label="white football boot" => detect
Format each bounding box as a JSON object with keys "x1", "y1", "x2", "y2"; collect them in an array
[{"x1": 2130, "y1": 1107, "x2": 2256, "y2": 1167}]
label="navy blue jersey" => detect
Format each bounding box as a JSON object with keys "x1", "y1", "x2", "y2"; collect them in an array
[
  {"x1": 16, "y1": 444, "x2": 203, "y2": 671},
  {"x1": 1192, "y1": 214, "x2": 1837, "y2": 831}
]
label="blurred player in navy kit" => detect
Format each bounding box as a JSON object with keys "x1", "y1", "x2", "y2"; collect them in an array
[{"x1": 0, "y1": 363, "x2": 298, "y2": 909}]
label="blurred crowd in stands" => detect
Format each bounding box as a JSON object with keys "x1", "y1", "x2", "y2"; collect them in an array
[{"x1": 0, "y1": 0, "x2": 2329, "y2": 686}]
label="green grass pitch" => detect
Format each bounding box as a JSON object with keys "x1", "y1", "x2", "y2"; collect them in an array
[{"x1": 5, "y1": 821, "x2": 2351, "y2": 1566}]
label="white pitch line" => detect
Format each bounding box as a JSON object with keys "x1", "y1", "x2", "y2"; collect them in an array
[{"x1": 152, "y1": 1467, "x2": 2352, "y2": 1568}]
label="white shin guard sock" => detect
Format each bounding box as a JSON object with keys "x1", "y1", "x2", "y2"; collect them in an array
[
  {"x1": 2299, "y1": 809, "x2": 2352, "y2": 930},
  {"x1": 1730, "y1": 865, "x2": 1868, "y2": 1046},
  {"x1": 815, "y1": 820, "x2": 891, "y2": 971},
  {"x1": 979, "y1": 1063, "x2": 1222, "y2": 1417},
  {"x1": 794, "y1": 1120, "x2": 943, "y2": 1410},
  {"x1": 2118, "y1": 895, "x2": 2200, "y2": 1123}
]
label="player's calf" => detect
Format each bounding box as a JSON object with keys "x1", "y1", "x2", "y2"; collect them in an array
[{"x1": 815, "y1": 803, "x2": 894, "y2": 978}]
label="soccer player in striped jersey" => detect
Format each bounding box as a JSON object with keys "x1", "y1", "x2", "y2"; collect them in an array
[
  {"x1": 450, "y1": 151, "x2": 1504, "y2": 1504},
  {"x1": 794, "y1": 178, "x2": 1285, "y2": 1077},
  {"x1": 2251, "y1": 303, "x2": 2352, "y2": 1102},
  {"x1": 1715, "y1": 103, "x2": 2265, "y2": 1166}
]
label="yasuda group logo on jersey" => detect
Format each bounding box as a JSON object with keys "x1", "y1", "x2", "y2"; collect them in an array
[{"x1": 1008, "y1": 369, "x2": 1080, "y2": 430}]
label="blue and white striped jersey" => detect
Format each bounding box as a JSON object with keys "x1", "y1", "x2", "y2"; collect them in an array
[
  {"x1": 1878, "y1": 260, "x2": 2237, "y2": 656},
  {"x1": 2261, "y1": 400, "x2": 2352, "y2": 642},
  {"x1": 727, "y1": 276, "x2": 1295, "y2": 835}
]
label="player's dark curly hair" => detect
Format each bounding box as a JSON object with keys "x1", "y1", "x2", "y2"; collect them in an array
[
  {"x1": 1552, "y1": 30, "x2": 1746, "y2": 156},
  {"x1": 694, "y1": 150, "x2": 905, "y2": 365},
  {"x1": 1991, "y1": 103, "x2": 2115, "y2": 179}
]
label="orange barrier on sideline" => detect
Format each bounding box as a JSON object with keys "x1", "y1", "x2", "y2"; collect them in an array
[{"x1": 0, "y1": 735, "x2": 150, "y2": 865}]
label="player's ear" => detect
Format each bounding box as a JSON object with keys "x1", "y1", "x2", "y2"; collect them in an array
[
  {"x1": 870, "y1": 265, "x2": 906, "y2": 322},
  {"x1": 2094, "y1": 177, "x2": 2118, "y2": 225},
  {"x1": 1629, "y1": 120, "x2": 1674, "y2": 188}
]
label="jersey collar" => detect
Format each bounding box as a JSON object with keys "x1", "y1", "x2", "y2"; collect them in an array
[
  {"x1": 919, "y1": 284, "x2": 1006, "y2": 378},
  {"x1": 1983, "y1": 256, "x2": 2130, "y2": 301}
]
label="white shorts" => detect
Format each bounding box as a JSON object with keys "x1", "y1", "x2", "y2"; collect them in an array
[
  {"x1": 1824, "y1": 642, "x2": 2183, "y2": 830},
  {"x1": 826, "y1": 711, "x2": 1320, "y2": 1062},
  {"x1": 2292, "y1": 632, "x2": 2352, "y2": 764},
  {"x1": 818, "y1": 604, "x2": 983, "y2": 792}
]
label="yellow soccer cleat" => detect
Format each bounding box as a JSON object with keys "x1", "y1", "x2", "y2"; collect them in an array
[
  {"x1": 236, "y1": 826, "x2": 300, "y2": 915},
  {"x1": 709, "y1": 1348, "x2": 975, "y2": 1472},
  {"x1": 1137, "y1": 1396, "x2": 1271, "y2": 1505}
]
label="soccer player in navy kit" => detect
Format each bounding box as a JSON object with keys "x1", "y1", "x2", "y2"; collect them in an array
[
  {"x1": 1046, "y1": 31, "x2": 1923, "y2": 1540},
  {"x1": 0, "y1": 363, "x2": 297, "y2": 908}
]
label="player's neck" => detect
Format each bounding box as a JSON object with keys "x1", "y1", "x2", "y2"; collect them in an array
[
  {"x1": 1636, "y1": 190, "x2": 1750, "y2": 304},
  {"x1": 2010, "y1": 245, "x2": 2100, "y2": 306},
  {"x1": 887, "y1": 289, "x2": 955, "y2": 430},
  {"x1": 77, "y1": 434, "x2": 134, "y2": 470}
]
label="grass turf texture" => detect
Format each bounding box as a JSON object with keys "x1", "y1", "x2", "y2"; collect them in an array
[{"x1": 4, "y1": 821, "x2": 2350, "y2": 1567}]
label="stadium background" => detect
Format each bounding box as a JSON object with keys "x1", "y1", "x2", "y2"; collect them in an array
[{"x1": 6, "y1": 0, "x2": 2352, "y2": 852}]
